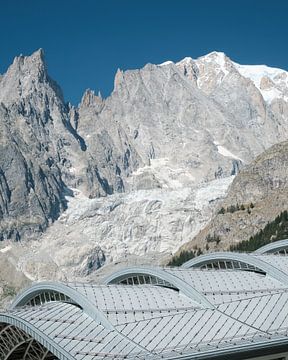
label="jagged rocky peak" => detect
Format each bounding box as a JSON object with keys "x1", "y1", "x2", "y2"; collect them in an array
[
  {"x1": 68, "y1": 103, "x2": 79, "y2": 130},
  {"x1": 173, "y1": 51, "x2": 288, "y2": 102},
  {"x1": 175, "y1": 57, "x2": 198, "y2": 85},
  {"x1": 0, "y1": 48, "x2": 64, "y2": 107},
  {"x1": 190, "y1": 52, "x2": 237, "y2": 94},
  {"x1": 1, "y1": 49, "x2": 44, "y2": 101},
  {"x1": 0, "y1": 49, "x2": 89, "y2": 241},
  {"x1": 113, "y1": 68, "x2": 124, "y2": 91},
  {"x1": 80, "y1": 88, "x2": 103, "y2": 109},
  {"x1": 13, "y1": 48, "x2": 46, "y2": 75}
]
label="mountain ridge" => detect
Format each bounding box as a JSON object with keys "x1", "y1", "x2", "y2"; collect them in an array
[{"x1": 0, "y1": 48, "x2": 287, "y2": 277}]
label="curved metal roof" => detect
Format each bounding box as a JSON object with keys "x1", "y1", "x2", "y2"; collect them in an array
[
  {"x1": 1, "y1": 301, "x2": 148, "y2": 359},
  {"x1": 11, "y1": 282, "x2": 114, "y2": 330},
  {"x1": 103, "y1": 266, "x2": 214, "y2": 308},
  {"x1": 104, "y1": 265, "x2": 288, "y2": 305},
  {"x1": 0, "y1": 306, "x2": 78, "y2": 360},
  {"x1": 3, "y1": 259, "x2": 288, "y2": 359},
  {"x1": 254, "y1": 239, "x2": 288, "y2": 254},
  {"x1": 181, "y1": 252, "x2": 288, "y2": 285}
]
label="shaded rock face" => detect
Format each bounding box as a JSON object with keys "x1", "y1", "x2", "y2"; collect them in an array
[
  {"x1": 0, "y1": 119, "x2": 66, "y2": 240},
  {"x1": 178, "y1": 141, "x2": 288, "y2": 254},
  {"x1": 0, "y1": 73, "x2": 68, "y2": 240},
  {"x1": 0, "y1": 50, "x2": 87, "y2": 240}
]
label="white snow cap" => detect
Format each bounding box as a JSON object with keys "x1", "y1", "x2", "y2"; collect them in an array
[{"x1": 158, "y1": 60, "x2": 174, "y2": 66}]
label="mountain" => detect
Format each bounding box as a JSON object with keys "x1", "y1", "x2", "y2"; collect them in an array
[
  {"x1": 0, "y1": 49, "x2": 287, "y2": 287},
  {"x1": 176, "y1": 140, "x2": 288, "y2": 256}
]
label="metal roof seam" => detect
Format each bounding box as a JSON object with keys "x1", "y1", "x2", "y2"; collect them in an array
[{"x1": 215, "y1": 303, "x2": 277, "y2": 337}]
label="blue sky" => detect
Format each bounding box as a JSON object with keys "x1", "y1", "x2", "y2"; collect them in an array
[{"x1": 0, "y1": 0, "x2": 287, "y2": 104}]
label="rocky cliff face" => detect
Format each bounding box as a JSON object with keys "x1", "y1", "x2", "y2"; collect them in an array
[
  {"x1": 0, "y1": 49, "x2": 287, "y2": 281},
  {"x1": 0, "y1": 50, "x2": 70, "y2": 240},
  {"x1": 177, "y1": 140, "x2": 288, "y2": 254}
]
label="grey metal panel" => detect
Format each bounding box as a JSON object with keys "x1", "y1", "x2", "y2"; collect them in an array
[
  {"x1": 115, "y1": 307, "x2": 263, "y2": 356},
  {"x1": 218, "y1": 290, "x2": 288, "y2": 333},
  {"x1": 82, "y1": 284, "x2": 199, "y2": 310},
  {"x1": 257, "y1": 254, "x2": 288, "y2": 275},
  {"x1": 254, "y1": 239, "x2": 288, "y2": 254},
  {"x1": 205, "y1": 288, "x2": 285, "y2": 304}
]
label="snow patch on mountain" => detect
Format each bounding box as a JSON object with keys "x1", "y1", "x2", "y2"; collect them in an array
[
  {"x1": 0, "y1": 245, "x2": 12, "y2": 254},
  {"x1": 234, "y1": 63, "x2": 286, "y2": 88},
  {"x1": 214, "y1": 141, "x2": 243, "y2": 162},
  {"x1": 159, "y1": 60, "x2": 174, "y2": 66}
]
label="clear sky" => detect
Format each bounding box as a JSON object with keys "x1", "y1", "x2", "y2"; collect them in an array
[{"x1": 0, "y1": 0, "x2": 287, "y2": 104}]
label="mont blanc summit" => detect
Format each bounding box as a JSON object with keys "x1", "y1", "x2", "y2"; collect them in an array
[{"x1": 0, "y1": 50, "x2": 287, "y2": 289}]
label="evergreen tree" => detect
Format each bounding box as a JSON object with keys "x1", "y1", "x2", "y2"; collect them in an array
[{"x1": 168, "y1": 250, "x2": 196, "y2": 266}]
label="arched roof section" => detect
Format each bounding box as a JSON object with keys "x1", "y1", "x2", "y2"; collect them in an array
[
  {"x1": 0, "y1": 312, "x2": 74, "y2": 360},
  {"x1": 254, "y1": 239, "x2": 288, "y2": 254},
  {"x1": 103, "y1": 266, "x2": 214, "y2": 308},
  {"x1": 1, "y1": 302, "x2": 147, "y2": 359},
  {"x1": 10, "y1": 282, "x2": 113, "y2": 330},
  {"x1": 182, "y1": 252, "x2": 288, "y2": 285}
]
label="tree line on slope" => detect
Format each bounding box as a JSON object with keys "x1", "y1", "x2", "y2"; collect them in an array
[
  {"x1": 230, "y1": 210, "x2": 288, "y2": 252},
  {"x1": 168, "y1": 210, "x2": 288, "y2": 267}
]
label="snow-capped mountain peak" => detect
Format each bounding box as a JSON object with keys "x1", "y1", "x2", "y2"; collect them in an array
[{"x1": 161, "y1": 51, "x2": 288, "y2": 103}]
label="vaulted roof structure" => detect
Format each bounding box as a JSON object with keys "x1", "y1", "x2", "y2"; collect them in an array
[
  {"x1": 2, "y1": 244, "x2": 288, "y2": 359},
  {"x1": 254, "y1": 238, "x2": 288, "y2": 255}
]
